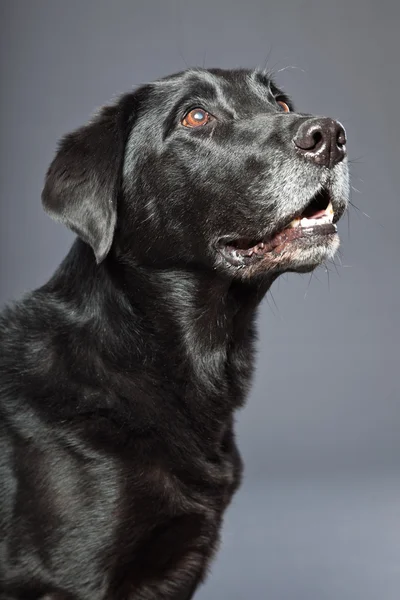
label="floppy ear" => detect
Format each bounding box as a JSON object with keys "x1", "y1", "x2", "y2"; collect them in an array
[{"x1": 42, "y1": 94, "x2": 137, "y2": 263}]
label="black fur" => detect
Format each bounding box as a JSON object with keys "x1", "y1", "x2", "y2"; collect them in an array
[{"x1": 0, "y1": 68, "x2": 349, "y2": 599}]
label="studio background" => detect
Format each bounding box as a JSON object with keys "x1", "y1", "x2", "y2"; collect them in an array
[{"x1": 1, "y1": 1, "x2": 399, "y2": 598}]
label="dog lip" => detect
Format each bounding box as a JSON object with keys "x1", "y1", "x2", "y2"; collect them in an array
[
  {"x1": 216, "y1": 189, "x2": 339, "y2": 267},
  {"x1": 217, "y1": 191, "x2": 335, "y2": 255},
  {"x1": 218, "y1": 222, "x2": 337, "y2": 266}
]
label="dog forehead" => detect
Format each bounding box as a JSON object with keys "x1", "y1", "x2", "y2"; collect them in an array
[{"x1": 149, "y1": 68, "x2": 278, "y2": 115}]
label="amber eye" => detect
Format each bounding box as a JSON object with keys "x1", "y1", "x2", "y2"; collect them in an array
[
  {"x1": 182, "y1": 108, "x2": 211, "y2": 128},
  {"x1": 277, "y1": 100, "x2": 290, "y2": 113}
]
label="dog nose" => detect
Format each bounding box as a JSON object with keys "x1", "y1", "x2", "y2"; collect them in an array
[{"x1": 293, "y1": 118, "x2": 347, "y2": 168}]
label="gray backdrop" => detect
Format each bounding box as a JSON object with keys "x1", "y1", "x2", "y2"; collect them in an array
[{"x1": 1, "y1": 1, "x2": 399, "y2": 598}]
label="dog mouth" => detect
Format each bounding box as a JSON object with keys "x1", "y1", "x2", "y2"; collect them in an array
[{"x1": 218, "y1": 189, "x2": 337, "y2": 267}]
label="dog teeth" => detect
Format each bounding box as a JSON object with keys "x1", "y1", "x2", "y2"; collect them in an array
[
  {"x1": 300, "y1": 213, "x2": 334, "y2": 229},
  {"x1": 287, "y1": 218, "x2": 301, "y2": 229},
  {"x1": 300, "y1": 215, "x2": 329, "y2": 227},
  {"x1": 289, "y1": 201, "x2": 335, "y2": 229}
]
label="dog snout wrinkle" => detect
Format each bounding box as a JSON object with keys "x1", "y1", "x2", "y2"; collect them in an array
[{"x1": 294, "y1": 117, "x2": 346, "y2": 168}]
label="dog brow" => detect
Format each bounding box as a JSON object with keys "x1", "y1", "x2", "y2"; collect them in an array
[
  {"x1": 247, "y1": 70, "x2": 272, "y2": 102},
  {"x1": 190, "y1": 69, "x2": 240, "y2": 117}
]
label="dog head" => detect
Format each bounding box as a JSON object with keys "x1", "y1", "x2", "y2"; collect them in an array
[{"x1": 42, "y1": 68, "x2": 349, "y2": 278}]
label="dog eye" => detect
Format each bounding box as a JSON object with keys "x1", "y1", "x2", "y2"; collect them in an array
[
  {"x1": 277, "y1": 100, "x2": 290, "y2": 113},
  {"x1": 182, "y1": 108, "x2": 211, "y2": 128}
]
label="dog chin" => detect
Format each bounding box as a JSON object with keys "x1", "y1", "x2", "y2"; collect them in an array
[{"x1": 279, "y1": 235, "x2": 340, "y2": 273}]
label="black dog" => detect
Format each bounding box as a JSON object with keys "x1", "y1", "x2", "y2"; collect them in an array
[{"x1": 0, "y1": 68, "x2": 349, "y2": 599}]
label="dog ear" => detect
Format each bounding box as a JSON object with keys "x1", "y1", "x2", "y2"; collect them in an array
[{"x1": 42, "y1": 94, "x2": 137, "y2": 264}]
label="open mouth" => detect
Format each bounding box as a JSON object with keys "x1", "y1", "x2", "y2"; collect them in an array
[{"x1": 218, "y1": 189, "x2": 337, "y2": 267}]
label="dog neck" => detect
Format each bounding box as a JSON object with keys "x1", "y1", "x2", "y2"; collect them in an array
[{"x1": 44, "y1": 239, "x2": 275, "y2": 427}]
